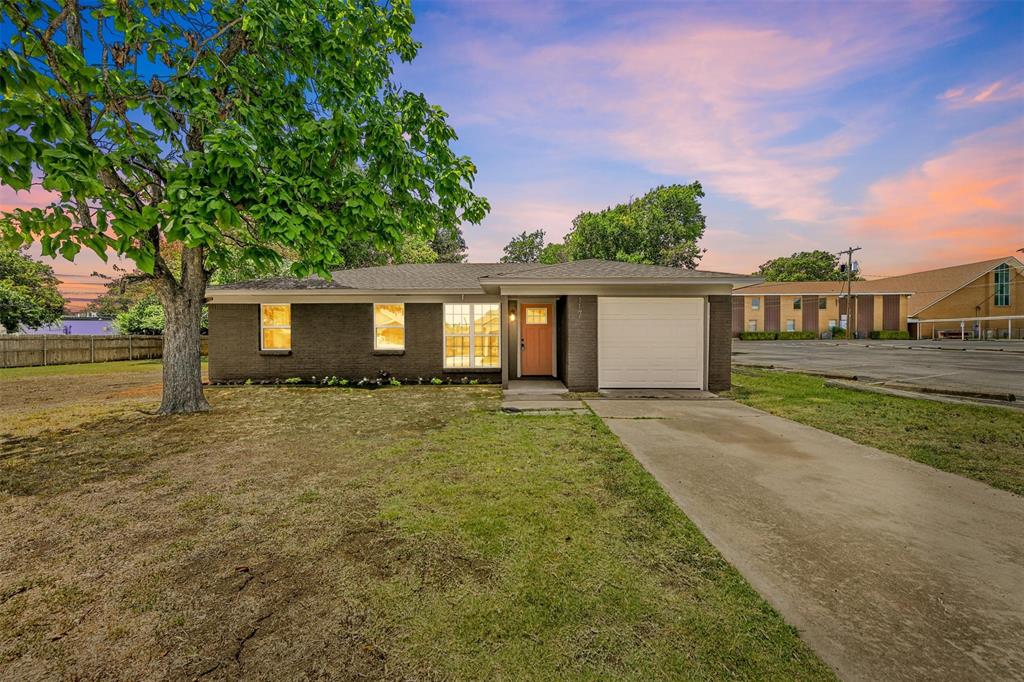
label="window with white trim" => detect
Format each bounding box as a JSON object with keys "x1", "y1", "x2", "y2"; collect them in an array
[
  {"x1": 747, "y1": 320, "x2": 757, "y2": 332},
  {"x1": 786, "y1": 319, "x2": 796, "y2": 332},
  {"x1": 994, "y1": 264, "x2": 1010, "y2": 306},
  {"x1": 373, "y1": 303, "x2": 405, "y2": 350},
  {"x1": 260, "y1": 304, "x2": 291, "y2": 350},
  {"x1": 751, "y1": 297, "x2": 760, "y2": 311},
  {"x1": 444, "y1": 303, "x2": 500, "y2": 368}
]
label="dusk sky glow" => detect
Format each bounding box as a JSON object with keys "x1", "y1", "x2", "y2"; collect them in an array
[{"x1": 2, "y1": 0, "x2": 1023, "y2": 309}]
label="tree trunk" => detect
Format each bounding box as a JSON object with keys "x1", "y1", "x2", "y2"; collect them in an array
[{"x1": 155, "y1": 247, "x2": 210, "y2": 414}]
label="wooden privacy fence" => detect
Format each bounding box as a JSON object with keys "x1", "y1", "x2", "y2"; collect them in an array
[{"x1": 0, "y1": 335, "x2": 210, "y2": 368}]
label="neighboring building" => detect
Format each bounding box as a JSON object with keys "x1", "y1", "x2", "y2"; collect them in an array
[
  {"x1": 874, "y1": 257, "x2": 1024, "y2": 340},
  {"x1": 206, "y1": 260, "x2": 758, "y2": 392},
  {"x1": 731, "y1": 282, "x2": 911, "y2": 338},
  {"x1": 731, "y1": 255, "x2": 1024, "y2": 340},
  {"x1": 17, "y1": 315, "x2": 116, "y2": 336}
]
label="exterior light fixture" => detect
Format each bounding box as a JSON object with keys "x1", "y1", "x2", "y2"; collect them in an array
[{"x1": 509, "y1": 311, "x2": 516, "y2": 322}]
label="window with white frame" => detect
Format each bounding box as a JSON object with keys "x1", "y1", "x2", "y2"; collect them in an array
[
  {"x1": 994, "y1": 264, "x2": 1010, "y2": 306},
  {"x1": 260, "y1": 304, "x2": 291, "y2": 350},
  {"x1": 751, "y1": 297, "x2": 760, "y2": 311},
  {"x1": 747, "y1": 320, "x2": 757, "y2": 332},
  {"x1": 444, "y1": 303, "x2": 500, "y2": 368},
  {"x1": 786, "y1": 319, "x2": 796, "y2": 332},
  {"x1": 373, "y1": 303, "x2": 405, "y2": 350},
  {"x1": 828, "y1": 319, "x2": 837, "y2": 330}
]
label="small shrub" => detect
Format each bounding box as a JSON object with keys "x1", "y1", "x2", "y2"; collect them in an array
[
  {"x1": 828, "y1": 327, "x2": 847, "y2": 339},
  {"x1": 737, "y1": 331, "x2": 777, "y2": 340},
  {"x1": 869, "y1": 330, "x2": 910, "y2": 340},
  {"x1": 244, "y1": 378, "x2": 253, "y2": 385},
  {"x1": 388, "y1": 377, "x2": 402, "y2": 387},
  {"x1": 430, "y1": 377, "x2": 443, "y2": 385},
  {"x1": 283, "y1": 377, "x2": 302, "y2": 384},
  {"x1": 776, "y1": 331, "x2": 816, "y2": 340},
  {"x1": 469, "y1": 379, "x2": 479, "y2": 385}
]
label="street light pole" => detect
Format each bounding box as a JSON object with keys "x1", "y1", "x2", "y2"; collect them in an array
[{"x1": 837, "y1": 246, "x2": 861, "y2": 338}]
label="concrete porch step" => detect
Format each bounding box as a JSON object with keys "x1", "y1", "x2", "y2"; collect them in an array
[{"x1": 501, "y1": 399, "x2": 586, "y2": 413}]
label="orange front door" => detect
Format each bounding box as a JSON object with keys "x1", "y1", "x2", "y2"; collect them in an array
[{"x1": 521, "y1": 304, "x2": 553, "y2": 375}]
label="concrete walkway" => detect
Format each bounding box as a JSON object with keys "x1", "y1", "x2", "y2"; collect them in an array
[
  {"x1": 502, "y1": 378, "x2": 587, "y2": 414},
  {"x1": 588, "y1": 398, "x2": 1024, "y2": 681}
]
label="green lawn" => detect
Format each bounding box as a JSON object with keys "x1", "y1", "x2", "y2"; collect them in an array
[
  {"x1": 729, "y1": 368, "x2": 1024, "y2": 496},
  {"x1": 0, "y1": 365, "x2": 832, "y2": 680}
]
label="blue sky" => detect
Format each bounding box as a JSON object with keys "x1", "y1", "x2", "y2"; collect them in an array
[{"x1": 393, "y1": 0, "x2": 1024, "y2": 276}]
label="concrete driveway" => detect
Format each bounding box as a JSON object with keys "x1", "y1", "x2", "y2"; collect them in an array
[
  {"x1": 732, "y1": 340, "x2": 1024, "y2": 398},
  {"x1": 588, "y1": 398, "x2": 1024, "y2": 681}
]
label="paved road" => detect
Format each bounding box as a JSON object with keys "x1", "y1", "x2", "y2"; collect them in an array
[
  {"x1": 589, "y1": 398, "x2": 1024, "y2": 682},
  {"x1": 733, "y1": 340, "x2": 1024, "y2": 397}
]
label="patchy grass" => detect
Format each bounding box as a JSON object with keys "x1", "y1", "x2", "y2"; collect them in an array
[
  {"x1": 0, "y1": 358, "x2": 179, "y2": 379},
  {"x1": 0, "y1": 367, "x2": 832, "y2": 680},
  {"x1": 728, "y1": 368, "x2": 1024, "y2": 496}
]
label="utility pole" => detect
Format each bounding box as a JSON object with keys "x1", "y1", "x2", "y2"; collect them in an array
[{"x1": 837, "y1": 246, "x2": 861, "y2": 338}]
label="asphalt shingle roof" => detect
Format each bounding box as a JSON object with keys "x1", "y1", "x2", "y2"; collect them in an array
[
  {"x1": 481, "y1": 259, "x2": 748, "y2": 280},
  {"x1": 209, "y1": 259, "x2": 752, "y2": 292}
]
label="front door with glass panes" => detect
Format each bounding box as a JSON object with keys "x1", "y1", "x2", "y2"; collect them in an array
[{"x1": 520, "y1": 303, "x2": 553, "y2": 376}]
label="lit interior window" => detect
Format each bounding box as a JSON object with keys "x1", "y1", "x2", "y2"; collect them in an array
[
  {"x1": 261, "y1": 304, "x2": 291, "y2": 350},
  {"x1": 444, "y1": 303, "x2": 499, "y2": 368},
  {"x1": 374, "y1": 303, "x2": 405, "y2": 350}
]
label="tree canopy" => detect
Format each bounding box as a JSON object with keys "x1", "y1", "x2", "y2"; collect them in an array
[
  {"x1": 564, "y1": 183, "x2": 707, "y2": 268},
  {"x1": 1, "y1": 0, "x2": 488, "y2": 412},
  {"x1": 0, "y1": 247, "x2": 65, "y2": 332},
  {"x1": 500, "y1": 229, "x2": 545, "y2": 263},
  {"x1": 756, "y1": 250, "x2": 847, "y2": 282}
]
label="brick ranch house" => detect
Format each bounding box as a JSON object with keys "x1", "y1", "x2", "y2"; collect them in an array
[
  {"x1": 731, "y1": 256, "x2": 1024, "y2": 339},
  {"x1": 206, "y1": 260, "x2": 757, "y2": 392}
]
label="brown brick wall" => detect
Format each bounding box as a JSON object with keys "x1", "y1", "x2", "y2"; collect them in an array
[
  {"x1": 562, "y1": 295, "x2": 598, "y2": 392},
  {"x1": 207, "y1": 303, "x2": 500, "y2": 383},
  {"x1": 707, "y1": 295, "x2": 731, "y2": 392}
]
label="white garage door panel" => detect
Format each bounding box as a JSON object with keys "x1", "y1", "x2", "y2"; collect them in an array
[{"x1": 598, "y1": 297, "x2": 704, "y2": 389}]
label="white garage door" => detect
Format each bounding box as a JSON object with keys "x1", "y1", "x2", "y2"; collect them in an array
[{"x1": 598, "y1": 297, "x2": 704, "y2": 389}]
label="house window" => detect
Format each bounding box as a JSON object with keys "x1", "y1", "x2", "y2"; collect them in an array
[
  {"x1": 994, "y1": 264, "x2": 1010, "y2": 306},
  {"x1": 260, "y1": 304, "x2": 291, "y2": 350},
  {"x1": 373, "y1": 303, "x2": 405, "y2": 350},
  {"x1": 793, "y1": 298, "x2": 802, "y2": 310},
  {"x1": 819, "y1": 297, "x2": 828, "y2": 310},
  {"x1": 828, "y1": 319, "x2": 837, "y2": 330},
  {"x1": 747, "y1": 320, "x2": 757, "y2": 332},
  {"x1": 444, "y1": 303, "x2": 500, "y2": 368},
  {"x1": 786, "y1": 320, "x2": 796, "y2": 332},
  {"x1": 751, "y1": 297, "x2": 760, "y2": 311}
]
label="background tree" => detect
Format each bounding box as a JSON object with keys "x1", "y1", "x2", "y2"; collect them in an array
[
  {"x1": 565, "y1": 183, "x2": 707, "y2": 268},
  {"x1": 1, "y1": 0, "x2": 488, "y2": 413},
  {"x1": 114, "y1": 294, "x2": 208, "y2": 335},
  {"x1": 538, "y1": 242, "x2": 568, "y2": 264},
  {"x1": 429, "y1": 224, "x2": 469, "y2": 263},
  {"x1": 500, "y1": 229, "x2": 545, "y2": 263},
  {"x1": 756, "y1": 250, "x2": 847, "y2": 281},
  {"x1": 0, "y1": 247, "x2": 65, "y2": 332}
]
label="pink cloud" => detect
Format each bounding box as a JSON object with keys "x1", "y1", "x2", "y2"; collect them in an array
[
  {"x1": 940, "y1": 79, "x2": 1024, "y2": 108},
  {"x1": 853, "y1": 118, "x2": 1024, "y2": 272}
]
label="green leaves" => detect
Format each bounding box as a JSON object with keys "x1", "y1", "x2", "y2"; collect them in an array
[
  {"x1": 0, "y1": 247, "x2": 65, "y2": 332},
  {"x1": 565, "y1": 183, "x2": 708, "y2": 268}
]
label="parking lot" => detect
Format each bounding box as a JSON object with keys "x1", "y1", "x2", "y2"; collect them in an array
[{"x1": 733, "y1": 340, "x2": 1024, "y2": 398}]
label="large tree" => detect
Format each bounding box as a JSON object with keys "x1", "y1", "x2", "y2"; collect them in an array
[
  {"x1": 756, "y1": 250, "x2": 846, "y2": 282},
  {"x1": 565, "y1": 183, "x2": 707, "y2": 268},
  {"x1": 500, "y1": 229, "x2": 545, "y2": 263},
  {"x1": 1, "y1": 0, "x2": 488, "y2": 413},
  {"x1": 0, "y1": 247, "x2": 65, "y2": 332}
]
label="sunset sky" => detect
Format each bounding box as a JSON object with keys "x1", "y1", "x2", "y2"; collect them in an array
[{"x1": 2, "y1": 0, "x2": 1023, "y2": 310}]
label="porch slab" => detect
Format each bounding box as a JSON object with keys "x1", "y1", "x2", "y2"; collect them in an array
[
  {"x1": 594, "y1": 389, "x2": 720, "y2": 400},
  {"x1": 506, "y1": 378, "x2": 568, "y2": 395}
]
